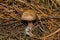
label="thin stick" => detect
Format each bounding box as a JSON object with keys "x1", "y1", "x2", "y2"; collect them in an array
[
  {"x1": 45, "y1": 28, "x2": 60, "y2": 38},
  {"x1": 50, "y1": 0, "x2": 58, "y2": 9},
  {"x1": 31, "y1": 4, "x2": 48, "y2": 17}
]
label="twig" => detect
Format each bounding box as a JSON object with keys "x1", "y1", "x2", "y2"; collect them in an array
[
  {"x1": 50, "y1": 0, "x2": 58, "y2": 9},
  {"x1": 45, "y1": 6, "x2": 52, "y2": 13},
  {"x1": 0, "y1": 5, "x2": 4, "y2": 10},
  {"x1": 13, "y1": 5, "x2": 23, "y2": 13},
  {"x1": 31, "y1": 4, "x2": 48, "y2": 17},
  {"x1": 45, "y1": 28, "x2": 60, "y2": 38}
]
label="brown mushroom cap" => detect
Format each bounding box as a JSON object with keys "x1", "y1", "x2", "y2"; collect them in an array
[{"x1": 21, "y1": 10, "x2": 37, "y2": 21}]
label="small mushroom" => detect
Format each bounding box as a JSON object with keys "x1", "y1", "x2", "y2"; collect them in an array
[{"x1": 21, "y1": 9, "x2": 37, "y2": 37}]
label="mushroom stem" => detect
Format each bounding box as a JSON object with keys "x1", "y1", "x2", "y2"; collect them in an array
[
  {"x1": 28, "y1": 21, "x2": 34, "y2": 28},
  {"x1": 25, "y1": 21, "x2": 34, "y2": 37}
]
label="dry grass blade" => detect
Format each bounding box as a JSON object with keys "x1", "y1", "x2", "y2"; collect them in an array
[
  {"x1": 50, "y1": 0, "x2": 59, "y2": 9},
  {"x1": 45, "y1": 28, "x2": 60, "y2": 38}
]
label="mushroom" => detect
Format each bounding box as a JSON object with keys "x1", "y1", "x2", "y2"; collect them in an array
[{"x1": 21, "y1": 9, "x2": 37, "y2": 37}]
